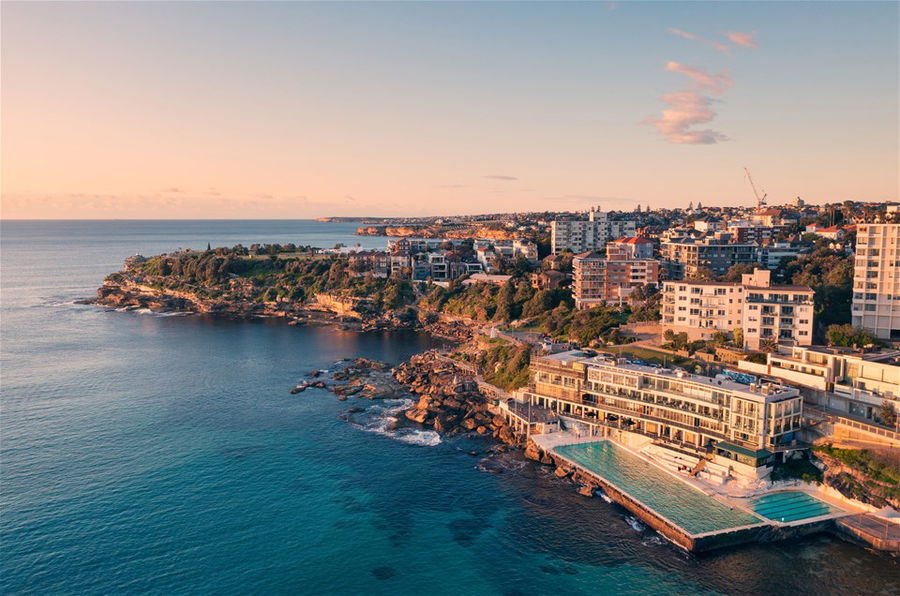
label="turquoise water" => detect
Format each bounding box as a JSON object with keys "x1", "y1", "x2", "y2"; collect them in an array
[
  {"x1": 554, "y1": 442, "x2": 761, "y2": 535},
  {"x1": 750, "y1": 492, "x2": 841, "y2": 523},
  {"x1": 2, "y1": 220, "x2": 898, "y2": 595}
]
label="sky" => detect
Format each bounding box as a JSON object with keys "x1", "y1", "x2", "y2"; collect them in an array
[{"x1": 2, "y1": 1, "x2": 898, "y2": 219}]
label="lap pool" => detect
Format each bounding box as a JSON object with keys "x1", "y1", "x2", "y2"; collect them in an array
[
  {"x1": 749, "y1": 491, "x2": 841, "y2": 523},
  {"x1": 554, "y1": 442, "x2": 762, "y2": 535}
]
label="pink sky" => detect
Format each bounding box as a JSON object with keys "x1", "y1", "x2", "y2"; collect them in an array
[{"x1": 2, "y1": 2, "x2": 897, "y2": 218}]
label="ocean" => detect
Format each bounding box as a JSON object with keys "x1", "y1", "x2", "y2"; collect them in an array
[{"x1": 1, "y1": 220, "x2": 897, "y2": 595}]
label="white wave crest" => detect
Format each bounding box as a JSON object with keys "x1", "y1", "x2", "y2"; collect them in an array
[
  {"x1": 347, "y1": 399, "x2": 441, "y2": 447},
  {"x1": 624, "y1": 516, "x2": 646, "y2": 532}
]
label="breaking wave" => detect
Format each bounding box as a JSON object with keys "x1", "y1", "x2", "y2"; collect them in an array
[
  {"x1": 344, "y1": 399, "x2": 441, "y2": 447},
  {"x1": 624, "y1": 516, "x2": 646, "y2": 533}
]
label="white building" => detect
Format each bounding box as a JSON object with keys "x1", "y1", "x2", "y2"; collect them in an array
[
  {"x1": 739, "y1": 345, "x2": 900, "y2": 424},
  {"x1": 852, "y1": 223, "x2": 900, "y2": 342},
  {"x1": 741, "y1": 270, "x2": 815, "y2": 350},
  {"x1": 551, "y1": 207, "x2": 636, "y2": 254},
  {"x1": 662, "y1": 269, "x2": 814, "y2": 350},
  {"x1": 662, "y1": 280, "x2": 744, "y2": 338}
]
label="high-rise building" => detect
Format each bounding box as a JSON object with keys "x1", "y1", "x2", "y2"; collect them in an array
[
  {"x1": 551, "y1": 207, "x2": 636, "y2": 254},
  {"x1": 852, "y1": 223, "x2": 900, "y2": 341}
]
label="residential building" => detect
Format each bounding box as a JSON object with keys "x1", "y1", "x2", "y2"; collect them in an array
[
  {"x1": 516, "y1": 351, "x2": 804, "y2": 474},
  {"x1": 741, "y1": 269, "x2": 814, "y2": 350},
  {"x1": 551, "y1": 207, "x2": 636, "y2": 254},
  {"x1": 661, "y1": 236, "x2": 757, "y2": 279},
  {"x1": 741, "y1": 346, "x2": 900, "y2": 423},
  {"x1": 530, "y1": 270, "x2": 569, "y2": 291},
  {"x1": 661, "y1": 269, "x2": 814, "y2": 349},
  {"x1": 573, "y1": 250, "x2": 659, "y2": 309},
  {"x1": 755, "y1": 241, "x2": 801, "y2": 269},
  {"x1": 606, "y1": 236, "x2": 654, "y2": 260},
  {"x1": 852, "y1": 223, "x2": 900, "y2": 341},
  {"x1": 662, "y1": 280, "x2": 744, "y2": 338}
]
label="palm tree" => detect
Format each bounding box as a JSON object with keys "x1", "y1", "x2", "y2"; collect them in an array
[{"x1": 759, "y1": 337, "x2": 779, "y2": 353}]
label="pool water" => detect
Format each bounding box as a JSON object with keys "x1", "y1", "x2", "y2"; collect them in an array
[
  {"x1": 554, "y1": 442, "x2": 762, "y2": 535},
  {"x1": 749, "y1": 491, "x2": 841, "y2": 523}
]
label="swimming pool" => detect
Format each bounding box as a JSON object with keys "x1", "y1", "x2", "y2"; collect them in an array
[
  {"x1": 554, "y1": 442, "x2": 762, "y2": 535},
  {"x1": 749, "y1": 491, "x2": 841, "y2": 523}
]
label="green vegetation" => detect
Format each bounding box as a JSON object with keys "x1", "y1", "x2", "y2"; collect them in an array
[
  {"x1": 780, "y1": 246, "x2": 854, "y2": 338},
  {"x1": 813, "y1": 444, "x2": 900, "y2": 486},
  {"x1": 769, "y1": 456, "x2": 823, "y2": 484},
  {"x1": 604, "y1": 345, "x2": 701, "y2": 369},
  {"x1": 122, "y1": 246, "x2": 418, "y2": 311},
  {"x1": 476, "y1": 339, "x2": 532, "y2": 391},
  {"x1": 423, "y1": 280, "x2": 627, "y2": 344},
  {"x1": 825, "y1": 324, "x2": 882, "y2": 349}
]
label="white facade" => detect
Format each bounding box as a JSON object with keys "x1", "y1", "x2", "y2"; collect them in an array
[
  {"x1": 662, "y1": 281, "x2": 744, "y2": 339},
  {"x1": 662, "y1": 269, "x2": 814, "y2": 350},
  {"x1": 741, "y1": 270, "x2": 814, "y2": 350},
  {"x1": 852, "y1": 223, "x2": 900, "y2": 341},
  {"x1": 551, "y1": 208, "x2": 636, "y2": 254}
]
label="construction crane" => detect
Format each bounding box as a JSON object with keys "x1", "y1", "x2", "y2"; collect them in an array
[{"x1": 743, "y1": 167, "x2": 767, "y2": 210}]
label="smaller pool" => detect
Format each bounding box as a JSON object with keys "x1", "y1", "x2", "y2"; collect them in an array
[{"x1": 749, "y1": 491, "x2": 841, "y2": 523}]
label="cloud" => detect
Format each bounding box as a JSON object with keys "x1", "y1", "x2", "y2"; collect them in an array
[
  {"x1": 484, "y1": 175, "x2": 518, "y2": 181},
  {"x1": 726, "y1": 31, "x2": 758, "y2": 48},
  {"x1": 644, "y1": 90, "x2": 729, "y2": 144},
  {"x1": 668, "y1": 27, "x2": 730, "y2": 53},
  {"x1": 665, "y1": 61, "x2": 732, "y2": 94}
]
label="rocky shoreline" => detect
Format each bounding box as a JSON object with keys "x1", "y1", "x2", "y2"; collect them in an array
[{"x1": 93, "y1": 278, "x2": 477, "y2": 340}]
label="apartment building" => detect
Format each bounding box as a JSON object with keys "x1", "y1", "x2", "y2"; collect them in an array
[
  {"x1": 606, "y1": 236, "x2": 654, "y2": 260},
  {"x1": 741, "y1": 270, "x2": 814, "y2": 350},
  {"x1": 661, "y1": 269, "x2": 813, "y2": 349},
  {"x1": 852, "y1": 223, "x2": 900, "y2": 341},
  {"x1": 662, "y1": 280, "x2": 744, "y2": 338},
  {"x1": 517, "y1": 351, "x2": 803, "y2": 472},
  {"x1": 740, "y1": 345, "x2": 900, "y2": 423},
  {"x1": 573, "y1": 250, "x2": 659, "y2": 309},
  {"x1": 661, "y1": 236, "x2": 757, "y2": 279},
  {"x1": 551, "y1": 207, "x2": 636, "y2": 254}
]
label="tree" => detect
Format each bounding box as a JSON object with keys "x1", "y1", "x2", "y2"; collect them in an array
[
  {"x1": 686, "y1": 266, "x2": 715, "y2": 281},
  {"x1": 733, "y1": 327, "x2": 744, "y2": 348},
  {"x1": 879, "y1": 402, "x2": 897, "y2": 428},
  {"x1": 759, "y1": 337, "x2": 779, "y2": 353},
  {"x1": 722, "y1": 263, "x2": 765, "y2": 282},
  {"x1": 826, "y1": 324, "x2": 878, "y2": 348}
]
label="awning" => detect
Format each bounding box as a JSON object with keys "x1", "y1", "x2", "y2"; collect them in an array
[{"x1": 715, "y1": 441, "x2": 772, "y2": 459}]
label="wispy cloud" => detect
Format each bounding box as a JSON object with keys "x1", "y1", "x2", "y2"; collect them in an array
[
  {"x1": 665, "y1": 61, "x2": 732, "y2": 94},
  {"x1": 726, "y1": 31, "x2": 759, "y2": 48},
  {"x1": 645, "y1": 91, "x2": 728, "y2": 145},
  {"x1": 484, "y1": 175, "x2": 518, "y2": 181},
  {"x1": 646, "y1": 62, "x2": 733, "y2": 144},
  {"x1": 667, "y1": 27, "x2": 730, "y2": 53}
]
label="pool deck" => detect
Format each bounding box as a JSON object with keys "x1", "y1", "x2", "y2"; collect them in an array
[{"x1": 532, "y1": 433, "x2": 859, "y2": 553}]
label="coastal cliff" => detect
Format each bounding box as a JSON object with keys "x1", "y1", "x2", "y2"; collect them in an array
[{"x1": 357, "y1": 225, "x2": 521, "y2": 240}]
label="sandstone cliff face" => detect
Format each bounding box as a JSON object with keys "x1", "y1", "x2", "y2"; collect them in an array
[
  {"x1": 94, "y1": 279, "x2": 294, "y2": 318},
  {"x1": 816, "y1": 452, "x2": 900, "y2": 510},
  {"x1": 356, "y1": 225, "x2": 521, "y2": 241}
]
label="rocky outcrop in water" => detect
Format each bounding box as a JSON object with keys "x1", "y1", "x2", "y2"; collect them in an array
[
  {"x1": 524, "y1": 440, "x2": 601, "y2": 497},
  {"x1": 391, "y1": 351, "x2": 520, "y2": 445},
  {"x1": 292, "y1": 358, "x2": 409, "y2": 401}
]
